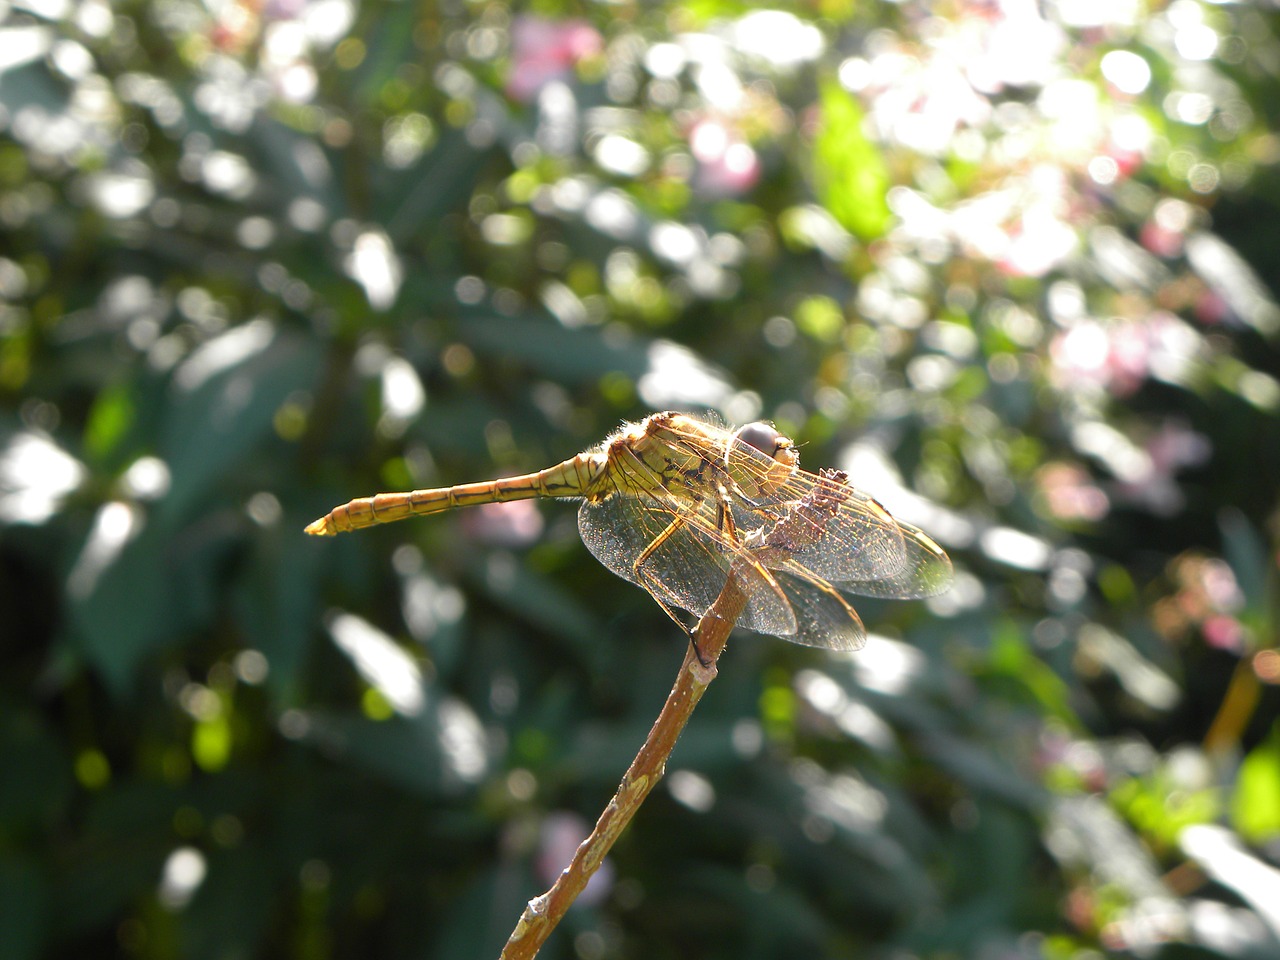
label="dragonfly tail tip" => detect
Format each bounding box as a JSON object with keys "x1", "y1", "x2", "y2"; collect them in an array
[{"x1": 304, "y1": 517, "x2": 335, "y2": 536}]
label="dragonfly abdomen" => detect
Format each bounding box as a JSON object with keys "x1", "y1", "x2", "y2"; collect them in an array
[{"x1": 304, "y1": 453, "x2": 599, "y2": 536}]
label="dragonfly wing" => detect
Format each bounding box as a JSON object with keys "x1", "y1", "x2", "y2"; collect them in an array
[
  {"x1": 771, "y1": 563, "x2": 867, "y2": 651},
  {"x1": 728, "y1": 457, "x2": 952, "y2": 597},
  {"x1": 831, "y1": 519, "x2": 953, "y2": 599},
  {"x1": 577, "y1": 491, "x2": 798, "y2": 639},
  {"x1": 657, "y1": 415, "x2": 954, "y2": 601},
  {"x1": 761, "y1": 482, "x2": 912, "y2": 582},
  {"x1": 690, "y1": 433, "x2": 909, "y2": 583}
]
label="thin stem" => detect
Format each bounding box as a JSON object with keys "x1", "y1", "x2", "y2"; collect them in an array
[
  {"x1": 498, "y1": 575, "x2": 749, "y2": 960},
  {"x1": 1203, "y1": 654, "x2": 1261, "y2": 756}
]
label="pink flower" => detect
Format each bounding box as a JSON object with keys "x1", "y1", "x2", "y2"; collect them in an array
[
  {"x1": 506, "y1": 17, "x2": 603, "y2": 103},
  {"x1": 1110, "y1": 420, "x2": 1210, "y2": 516},
  {"x1": 459, "y1": 500, "x2": 545, "y2": 547},
  {"x1": 1140, "y1": 221, "x2": 1180, "y2": 258},
  {"x1": 1202, "y1": 614, "x2": 1243, "y2": 652},
  {"x1": 999, "y1": 207, "x2": 1078, "y2": 277},
  {"x1": 1194, "y1": 289, "x2": 1229, "y2": 326},
  {"x1": 1141, "y1": 199, "x2": 1192, "y2": 259},
  {"x1": 688, "y1": 118, "x2": 761, "y2": 197},
  {"x1": 1035, "y1": 462, "x2": 1110, "y2": 522},
  {"x1": 966, "y1": 0, "x2": 1065, "y2": 93},
  {"x1": 534, "y1": 812, "x2": 614, "y2": 907},
  {"x1": 1144, "y1": 420, "x2": 1211, "y2": 477},
  {"x1": 1050, "y1": 312, "x2": 1199, "y2": 398},
  {"x1": 1050, "y1": 322, "x2": 1128, "y2": 393},
  {"x1": 1154, "y1": 554, "x2": 1247, "y2": 644}
]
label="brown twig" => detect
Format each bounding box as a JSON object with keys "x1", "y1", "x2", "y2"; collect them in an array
[
  {"x1": 498, "y1": 574, "x2": 749, "y2": 960},
  {"x1": 498, "y1": 471, "x2": 851, "y2": 958},
  {"x1": 1202, "y1": 654, "x2": 1261, "y2": 756}
]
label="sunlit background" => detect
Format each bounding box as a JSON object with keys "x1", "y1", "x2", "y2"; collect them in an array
[{"x1": 3, "y1": 0, "x2": 1280, "y2": 957}]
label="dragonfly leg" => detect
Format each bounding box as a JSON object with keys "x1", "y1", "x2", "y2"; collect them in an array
[
  {"x1": 715, "y1": 490, "x2": 740, "y2": 541},
  {"x1": 607, "y1": 445, "x2": 798, "y2": 649},
  {"x1": 651, "y1": 586, "x2": 709, "y2": 665},
  {"x1": 637, "y1": 490, "x2": 765, "y2": 666},
  {"x1": 688, "y1": 621, "x2": 711, "y2": 667},
  {"x1": 631, "y1": 511, "x2": 714, "y2": 663}
]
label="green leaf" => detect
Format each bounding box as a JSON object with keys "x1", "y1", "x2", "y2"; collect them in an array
[
  {"x1": 250, "y1": 117, "x2": 342, "y2": 214},
  {"x1": 794, "y1": 295, "x2": 844, "y2": 343},
  {"x1": 466, "y1": 551, "x2": 603, "y2": 652},
  {"x1": 295, "y1": 702, "x2": 492, "y2": 797},
  {"x1": 54, "y1": 782, "x2": 174, "y2": 938},
  {"x1": 183, "y1": 847, "x2": 275, "y2": 960},
  {"x1": 70, "y1": 508, "x2": 240, "y2": 695},
  {"x1": 1220, "y1": 508, "x2": 1273, "y2": 619},
  {"x1": 82, "y1": 382, "x2": 134, "y2": 462},
  {"x1": 455, "y1": 313, "x2": 654, "y2": 385},
  {"x1": 0, "y1": 856, "x2": 47, "y2": 960},
  {"x1": 382, "y1": 126, "x2": 490, "y2": 242},
  {"x1": 433, "y1": 865, "x2": 533, "y2": 960},
  {"x1": 982, "y1": 621, "x2": 1074, "y2": 720},
  {"x1": 159, "y1": 323, "x2": 322, "y2": 527},
  {"x1": 1233, "y1": 725, "x2": 1280, "y2": 842},
  {"x1": 0, "y1": 711, "x2": 73, "y2": 827},
  {"x1": 813, "y1": 79, "x2": 892, "y2": 240},
  {"x1": 67, "y1": 515, "x2": 174, "y2": 695},
  {"x1": 232, "y1": 514, "x2": 324, "y2": 699}
]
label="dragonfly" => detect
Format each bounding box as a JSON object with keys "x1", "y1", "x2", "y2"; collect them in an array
[{"x1": 305, "y1": 411, "x2": 952, "y2": 651}]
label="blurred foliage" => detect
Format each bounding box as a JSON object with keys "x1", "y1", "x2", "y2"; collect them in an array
[{"x1": 3, "y1": 0, "x2": 1280, "y2": 958}]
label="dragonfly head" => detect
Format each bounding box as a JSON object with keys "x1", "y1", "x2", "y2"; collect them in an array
[
  {"x1": 731, "y1": 422, "x2": 797, "y2": 465},
  {"x1": 729, "y1": 421, "x2": 799, "y2": 497}
]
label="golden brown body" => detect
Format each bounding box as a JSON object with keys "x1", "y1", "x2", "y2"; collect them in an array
[{"x1": 305, "y1": 412, "x2": 952, "y2": 650}]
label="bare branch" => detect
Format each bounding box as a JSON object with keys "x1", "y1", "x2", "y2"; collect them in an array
[{"x1": 498, "y1": 573, "x2": 749, "y2": 960}]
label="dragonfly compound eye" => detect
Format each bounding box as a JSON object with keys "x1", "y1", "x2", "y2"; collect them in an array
[{"x1": 733, "y1": 422, "x2": 786, "y2": 459}]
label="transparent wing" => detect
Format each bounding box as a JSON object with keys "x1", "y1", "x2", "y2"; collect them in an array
[
  {"x1": 576, "y1": 413, "x2": 944, "y2": 648},
  {"x1": 578, "y1": 492, "x2": 875, "y2": 649},
  {"x1": 577, "y1": 490, "x2": 799, "y2": 638},
  {"x1": 831, "y1": 518, "x2": 953, "y2": 599},
  {"x1": 658, "y1": 417, "x2": 953, "y2": 598},
  {"x1": 771, "y1": 564, "x2": 867, "y2": 651}
]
